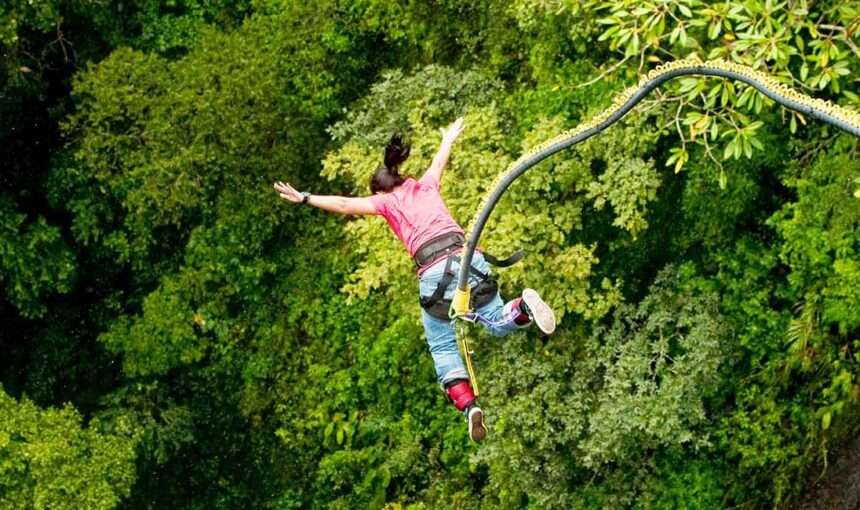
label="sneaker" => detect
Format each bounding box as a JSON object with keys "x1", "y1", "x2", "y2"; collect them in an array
[
  {"x1": 522, "y1": 288, "x2": 556, "y2": 334},
  {"x1": 468, "y1": 406, "x2": 486, "y2": 442}
]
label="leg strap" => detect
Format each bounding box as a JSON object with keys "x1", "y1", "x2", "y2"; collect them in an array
[
  {"x1": 420, "y1": 253, "x2": 489, "y2": 310},
  {"x1": 444, "y1": 379, "x2": 476, "y2": 411},
  {"x1": 419, "y1": 250, "x2": 456, "y2": 310}
]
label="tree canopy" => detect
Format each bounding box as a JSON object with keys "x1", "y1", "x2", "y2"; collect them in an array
[{"x1": 1, "y1": 1, "x2": 859, "y2": 508}]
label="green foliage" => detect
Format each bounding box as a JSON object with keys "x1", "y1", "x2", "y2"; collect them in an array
[
  {"x1": 636, "y1": 455, "x2": 724, "y2": 509},
  {"x1": 676, "y1": 156, "x2": 762, "y2": 250},
  {"x1": 0, "y1": 387, "x2": 140, "y2": 509},
  {"x1": 3, "y1": 1, "x2": 860, "y2": 509},
  {"x1": 582, "y1": 267, "x2": 728, "y2": 468},
  {"x1": 0, "y1": 0, "x2": 65, "y2": 46},
  {"x1": 586, "y1": 156, "x2": 661, "y2": 238},
  {"x1": 474, "y1": 267, "x2": 729, "y2": 508},
  {"x1": 774, "y1": 151, "x2": 860, "y2": 336},
  {"x1": 328, "y1": 65, "x2": 504, "y2": 145},
  {"x1": 720, "y1": 148, "x2": 860, "y2": 503},
  {"x1": 0, "y1": 0, "x2": 223, "y2": 51},
  {"x1": 522, "y1": 0, "x2": 860, "y2": 177},
  {"x1": 58, "y1": 20, "x2": 336, "y2": 275},
  {"x1": 52, "y1": 4, "x2": 392, "y2": 376},
  {"x1": 123, "y1": 0, "x2": 252, "y2": 53},
  {"x1": 100, "y1": 273, "x2": 203, "y2": 376},
  {"x1": 0, "y1": 196, "x2": 75, "y2": 318}
]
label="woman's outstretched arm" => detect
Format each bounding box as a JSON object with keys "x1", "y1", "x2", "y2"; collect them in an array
[
  {"x1": 421, "y1": 116, "x2": 464, "y2": 185},
  {"x1": 273, "y1": 181, "x2": 376, "y2": 215}
]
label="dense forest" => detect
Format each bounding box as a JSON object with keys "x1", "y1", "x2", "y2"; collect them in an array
[{"x1": 1, "y1": 1, "x2": 859, "y2": 508}]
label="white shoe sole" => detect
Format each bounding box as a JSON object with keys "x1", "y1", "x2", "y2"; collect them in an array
[
  {"x1": 522, "y1": 288, "x2": 556, "y2": 335},
  {"x1": 468, "y1": 407, "x2": 486, "y2": 442}
]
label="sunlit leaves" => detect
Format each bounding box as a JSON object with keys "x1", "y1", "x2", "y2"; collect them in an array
[
  {"x1": 665, "y1": 146, "x2": 689, "y2": 173},
  {"x1": 595, "y1": 0, "x2": 700, "y2": 56},
  {"x1": 586, "y1": 157, "x2": 661, "y2": 237},
  {"x1": 721, "y1": 120, "x2": 765, "y2": 160},
  {"x1": 578, "y1": 0, "x2": 859, "y2": 178},
  {"x1": 773, "y1": 152, "x2": 860, "y2": 336},
  {"x1": 0, "y1": 387, "x2": 140, "y2": 510}
]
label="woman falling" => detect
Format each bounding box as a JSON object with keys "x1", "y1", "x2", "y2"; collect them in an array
[{"x1": 274, "y1": 117, "x2": 555, "y2": 442}]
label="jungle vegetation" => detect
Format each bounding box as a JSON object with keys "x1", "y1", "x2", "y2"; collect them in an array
[{"x1": 1, "y1": 1, "x2": 859, "y2": 508}]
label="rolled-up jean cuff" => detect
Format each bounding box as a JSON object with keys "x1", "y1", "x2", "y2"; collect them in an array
[{"x1": 441, "y1": 368, "x2": 470, "y2": 386}]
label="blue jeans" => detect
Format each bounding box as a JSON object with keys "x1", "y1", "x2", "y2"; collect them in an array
[{"x1": 418, "y1": 251, "x2": 529, "y2": 385}]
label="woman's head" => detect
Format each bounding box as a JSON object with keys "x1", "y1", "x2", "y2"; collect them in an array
[{"x1": 370, "y1": 135, "x2": 411, "y2": 193}]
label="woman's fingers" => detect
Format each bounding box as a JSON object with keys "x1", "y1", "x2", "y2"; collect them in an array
[
  {"x1": 273, "y1": 181, "x2": 302, "y2": 203},
  {"x1": 274, "y1": 181, "x2": 296, "y2": 194},
  {"x1": 447, "y1": 117, "x2": 465, "y2": 138}
]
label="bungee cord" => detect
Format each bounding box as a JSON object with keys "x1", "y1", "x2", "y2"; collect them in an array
[
  {"x1": 449, "y1": 58, "x2": 860, "y2": 394},
  {"x1": 451, "y1": 57, "x2": 860, "y2": 318}
]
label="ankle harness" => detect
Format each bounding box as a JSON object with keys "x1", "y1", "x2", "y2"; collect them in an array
[
  {"x1": 415, "y1": 232, "x2": 523, "y2": 321},
  {"x1": 445, "y1": 379, "x2": 476, "y2": 411}
]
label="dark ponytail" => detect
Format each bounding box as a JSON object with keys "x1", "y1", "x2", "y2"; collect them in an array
[{"x1": 370, "y1": 135, "x2": 410, "y2": 193}]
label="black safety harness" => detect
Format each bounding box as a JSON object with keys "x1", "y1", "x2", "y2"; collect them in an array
[{"x1": 414, "y1": 232, "x2": 523, "y2": 320}]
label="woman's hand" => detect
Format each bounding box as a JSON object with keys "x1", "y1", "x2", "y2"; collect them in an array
[
  {"x1": 440, "y1": 116, "x2": 465, "y2": 144},
  {"x1": 273, "y1": 181, "x2": 304, "y2": 204},
  {"x1": 423, "y1": 116, "x2": 465, "y2": 185}
]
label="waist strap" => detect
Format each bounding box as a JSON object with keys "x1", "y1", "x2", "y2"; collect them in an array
[
  {"x1": 413, "y1": 232, "x2": 525, "y2": 270},
  {"x1": 413, "y1": 232, "x2": 465, "y2": 268}
]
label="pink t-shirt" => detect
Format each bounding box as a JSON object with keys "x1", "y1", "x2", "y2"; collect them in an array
[{"x1": 370, "y1": 175, "x2": 464, "y2": 259}]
